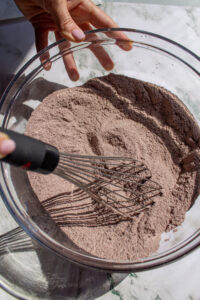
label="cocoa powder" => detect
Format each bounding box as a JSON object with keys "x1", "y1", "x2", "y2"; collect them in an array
[{"x1": 26, "y1": 74, "x2": 200, "y2": 260}]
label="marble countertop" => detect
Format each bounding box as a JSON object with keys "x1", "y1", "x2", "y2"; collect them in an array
[
  {"x1": 0, "y1": 0, "x2": 200, "y2": 22},
  {"x1": 0, "y1": 1, "x2": 200, "y2": 300}
]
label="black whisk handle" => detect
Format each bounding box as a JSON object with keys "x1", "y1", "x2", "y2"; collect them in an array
[{"x1": 0, "y1": 128, "x2": 59, "y2": 174}]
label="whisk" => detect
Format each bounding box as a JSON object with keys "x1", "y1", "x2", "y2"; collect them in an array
[
  {"x1": 1, "y1": 128, "x2": 162, "y2": 220},
  {"x1": 0, "y1": 227, "x2": 35, "y2": 255}
]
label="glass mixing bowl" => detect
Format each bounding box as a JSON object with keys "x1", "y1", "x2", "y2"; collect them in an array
[{"x1": 0, "y1": 28, "x2": 200, "y2": 272}]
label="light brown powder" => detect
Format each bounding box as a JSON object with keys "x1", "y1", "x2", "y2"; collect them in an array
[{"x1": 26, "y1": 74, "x2": 200, "y2": 261}]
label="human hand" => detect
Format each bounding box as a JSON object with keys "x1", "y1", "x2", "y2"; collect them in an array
[
  {"x1": 14, "y1": 0, "x2": 132, "y2": 81},
  {"x1": 0, "y1": 133, "x2": 16, "y2": 158}
]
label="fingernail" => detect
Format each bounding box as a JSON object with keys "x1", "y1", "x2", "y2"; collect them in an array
[
  {"x1": 70, "y1": 70, "x2": 79, "y2": 81},
  {"x1": 43, "y1": 61, "x2": 52, "y2": 71},
  {"x1": 122, "y1": 41, "x2": 133, "y2": 51},
  {"x1": 72, "y1": 29, "x2": 85, "y2": 41},
  {"x1": 105, "y1": 62, "x2": 114, "y2": 71},
  {"x1": 61, "y1": 31, "x2": 75, "y2": 42},
  {"x1": 0, "y1": 139, "x2": 16, "y2": 155}
]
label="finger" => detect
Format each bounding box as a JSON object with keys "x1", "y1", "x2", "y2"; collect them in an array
[
  {"x1": 0, "y1": 133, "x2": 16, "y2": 158},
  {"x1": 89, "y1": 5, "x2": 133, "y2": 51},
  {"x1": 30, "y1": 12, "x2": 56, "y2": 30},
  {"x1": 35, "y1": 28, "x2": 52, "y2": 71},
  {"x1": 80, "y1": 23, "x2": 114, "y2": 71},
  {"x1": 55, "y1": 31, "x2": 79, "y2": 81},
  {"x1": 48, "y1": 0, "x2": 85, "y2": 42}
]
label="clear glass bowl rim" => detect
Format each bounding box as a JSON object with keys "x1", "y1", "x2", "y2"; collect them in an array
[{"x1": 0, "y1": 28, "x2": 200, "y2": 272}]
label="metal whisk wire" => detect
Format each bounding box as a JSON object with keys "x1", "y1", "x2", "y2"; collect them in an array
[
  {"x1": 0, "y1": 227, "x2": 35, "y2": 255},
  {"x1": 0, "y1": 128, "x2": 162, "y2": 223},
  {"x1": 42, "y1": 190, "x2": 126, "y2": 227},
  {"x1": 54, "y1": 154, "x2": 162, "y2": 220}
]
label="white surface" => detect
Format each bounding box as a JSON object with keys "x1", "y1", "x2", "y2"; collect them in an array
[
  {"x1": 107, "y1": 0, "x2": 200, "y2": 5},
  {"x1": 0, "y1": 0, "x2": 200, "y2": 21},
  {"x1": 0, "y1": 1, "x2": 200, "y2": 300},
  {"x1": 0, "y1": 288, "x2": 16, "y2": 300}
]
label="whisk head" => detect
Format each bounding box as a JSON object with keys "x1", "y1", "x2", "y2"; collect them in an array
[
  {"x1": 0, "y1": 227, "x2": 35, "y2": 255},
  {"x1": 53, "y1": 153, "x2": 162, "y2": 223}
]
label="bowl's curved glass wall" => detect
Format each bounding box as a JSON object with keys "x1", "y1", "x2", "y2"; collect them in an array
[{"x1": 0, "y1": 29, "x2": 200, "y2": 271}]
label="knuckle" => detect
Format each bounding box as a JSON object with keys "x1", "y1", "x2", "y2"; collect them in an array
[
  {"x1": 43, "y1": 0, "x2": 62, "y2": 12},
  {"x1": 59, "y1": 17, "x2": 75, "y2": 31}
]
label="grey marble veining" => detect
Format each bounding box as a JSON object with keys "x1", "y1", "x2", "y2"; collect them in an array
[
  {"x1": 106, "y1": 0, "x2": 200, "y2": 6},
  {"x1": 0, "y1": 1, "x2": 200, "y2": 300},
  {"x1": 1, "y1": 0, "x2": 200, "y2": 22}
]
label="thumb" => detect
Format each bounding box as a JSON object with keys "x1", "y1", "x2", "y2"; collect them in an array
[
  {"x1": 48, "y1": 0, "x2": 85, "y2": 42},
  {"x1": 0, "y1": 133, "x2": 16, "y2": 158}
]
